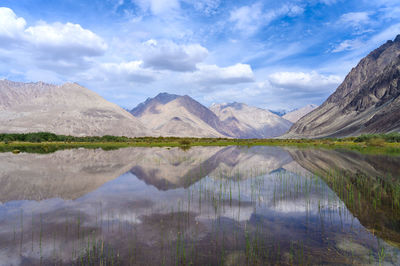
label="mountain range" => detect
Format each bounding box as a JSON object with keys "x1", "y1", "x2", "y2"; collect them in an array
[
  {"x1": 210, "y1": 102, "x2": 292, "y2": 138},
  {"x1": 130, "y1": 94, "x2": 296, "y2": 138},
  {"x1": 284, "y1": 34, "x2": 400, "y2": 138},
  {"x1": 2, "y1": 35, "x2": 399, "y2": 138},
  {"x1": 0, "y1": 81, "x2": 304, "y2": 138}
]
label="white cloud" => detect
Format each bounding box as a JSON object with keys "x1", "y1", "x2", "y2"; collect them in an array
[
  {"x1": 142, "y1": 40, "x2": 208, "y2": 72},
  {"x1": 99, "y1": 60, "x2": 157, "y2": 82},
  {"x1": 229, "y1": 3, "x2": 304, "y2": 34},
  {"x1": 229, "y1": 2, "x2": 264, "y2": 34},
  {"x1": 190, "y1": 63, "x2": 254, "y2": 86},
  {"x1": 380, "y1": 6, "x2": 400, "y2": 20},
  {"x1": 25, "y1": 22, "x2": 107, "y2": 57},
  {"x1": 0, "y1": 8, "x2": 106, "y2": 57},
  {"x1": 338, "y1": 12, "x2": 371, "y2": 27},
  {"x1": 0, "y1": 7, "x2": 26, "y2": 40},
  {"x1": 0, "y1": 7, "x2": 107, "y2": 75},
  {"x1": 332, "y1": 23, "x2": 400, "y2": 56},
  {"x1": 268, "y1": 71, "x2": 341, "y2": 91},
  {"x1": 367, "y1": 23, "x2": 400, "y2": 47},
  {"x1": 332, "y1": 39, "x2": 363, "y2": 53}
]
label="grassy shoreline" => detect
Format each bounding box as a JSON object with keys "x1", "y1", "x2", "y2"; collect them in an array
[{"x1": 1, "y1": 137, "x2": 400, "y2": 155}]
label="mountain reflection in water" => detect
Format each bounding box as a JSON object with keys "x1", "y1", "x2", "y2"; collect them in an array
[{"x1": 0, "y1": 146, "x2": 399, "y2": 265}]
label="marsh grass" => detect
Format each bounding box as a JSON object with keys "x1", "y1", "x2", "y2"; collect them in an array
[
  {"x1": 4, "y1": 162, "x2": 400, "y2": 264},
  {"x1": 1, "y1": 132, "x2": 400, "y2": 155}
]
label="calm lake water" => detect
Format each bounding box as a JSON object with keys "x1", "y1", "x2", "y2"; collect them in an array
[{"x1": 0, "y1": 146, "x2": 400, "y2": 265}]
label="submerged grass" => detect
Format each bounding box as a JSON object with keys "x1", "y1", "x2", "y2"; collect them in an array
[
  {"x1": 1, "y1": 132, "x2": 400, "y2": 155},
  {"x1": 6, "y1": 168, "x2": 400, "y2": 265}
]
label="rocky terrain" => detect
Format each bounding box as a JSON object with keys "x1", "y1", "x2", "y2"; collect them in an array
[
  {"x1": 0, "y1": 80, "x2": 150, "y2": 137},
  {"x1": 210, "y1": 102, "x2": 292, "y2": 138},
  {"x1": 131, "y1": 93, "x2": 232, "y2": 138},
  {"x1": 282, "y1": 104, "x2": 318, "y2": 123},
  {"x1": 285, "y1": 35, "x2": 400, "y2": 138}
]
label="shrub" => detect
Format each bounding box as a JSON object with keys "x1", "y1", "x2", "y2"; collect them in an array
[
  {"x1": 354, "y1": 134, "x2": 375, "y2": 142},
  {"x1": 366, "y1": 138, "x2": 386, "y2": 147},
  {"x1": 384, "y1": 132, "x2": 400, "y2": 143},
  {"x1": 179, "y1": 139, "x2": 191, "y2": 146}
]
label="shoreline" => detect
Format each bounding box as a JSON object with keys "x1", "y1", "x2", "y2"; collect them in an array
[{"x1": 1, "y1": 138, "x2": 400, "y2": 155}]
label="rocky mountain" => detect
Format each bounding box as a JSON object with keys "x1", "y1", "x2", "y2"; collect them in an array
[
  {"x1": 210, "y1": 102, "x2": 292, "y2": 138},
  {"x1": 131, "y1": 92, "x2": 180, "y2": 116},
  {"x1": 131, "y1": 93, "x2": 233, "y2": 138},
  {"x1": 282, "y1": 104, "x2": 318, "y2": 123},
  {"x1": 0, "y1": 80, "x2": 150, "y2": 137},
  {"x1": 285, "y1": 35, "x2": 400, "y2": 138}
]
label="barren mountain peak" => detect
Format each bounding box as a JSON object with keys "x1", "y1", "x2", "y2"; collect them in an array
[{"x1": 131, "y1": 92, "x2": 232, "y2": 138}]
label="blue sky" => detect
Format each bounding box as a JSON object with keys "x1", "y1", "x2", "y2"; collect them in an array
[{"x1": 0, "y1": 0, "x2": 400, "y2": 110}]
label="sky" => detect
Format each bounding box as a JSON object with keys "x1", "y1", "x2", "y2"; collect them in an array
[{"x1": 0, "y1": 0, "x2": 400, "y2": 110}]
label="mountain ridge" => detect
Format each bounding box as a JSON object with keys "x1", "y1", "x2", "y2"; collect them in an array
[
  {"x1": 0, "y1": 80, "x2": 151, "y2": 137},
  {"x1": 282, "y1": 104, "x2": 318, "y2": 123},
  {"x1": 130, "y1": 92, "x2": 233, "y2": 138},
  {"x1": 210, "y1": 102, "x2": 292, "y2": 138},
  {"x1": 284, "y1": 35, "x2": 400, "y2": 138}
]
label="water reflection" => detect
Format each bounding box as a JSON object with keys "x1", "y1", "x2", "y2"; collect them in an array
[
  {"x1": 0, "y1": 146, "x2": 399, "y2": 265},
  {"x1": 288, "y1": 148, "x2": 400, "y2": 247}
]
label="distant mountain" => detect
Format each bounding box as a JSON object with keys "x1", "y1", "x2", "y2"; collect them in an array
[
  {"x1": 210, "y1": 102, "x2": 292, "y2": 138},
  {"x1": 130, "y1": 93, "x2": 233, "y2": 138},
  {"x1": 285, "y1": 35, "x2": 400, "y2": 138},
  {"x1": 131, "y1": 92, "x2": 180, "y2": 116},
  {"x1": 0, "y1": 80, "x2": 150, "y2": 137},
  {"x1": 282, "y1": 104, "x2": 318, "y2": 123},
  {"x1": 269, "y1": 109, "x2": 288, "y2": 117}
]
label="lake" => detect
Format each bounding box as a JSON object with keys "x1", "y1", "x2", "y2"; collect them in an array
[{"x1": 0, "y1": 146, "x2": 400, "y2": 265}]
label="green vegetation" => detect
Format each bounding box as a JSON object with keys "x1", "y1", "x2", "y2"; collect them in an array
[
  {"x1": 0, "y1": 132, "x2": 132, "y2": 143},
  {"x1": 0, "y1": 132, "x2": 400, "y2": 154},
  {"x1": 354, "y1": 133, "x2": 400, "y2": 143},
  {"x1": 317, "y1": 169, "x2": 400, "y2": 246}
]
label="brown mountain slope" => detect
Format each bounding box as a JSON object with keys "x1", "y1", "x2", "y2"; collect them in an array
[
  {"x1": 210, "y1": 102, "x2": 292, "y2": 138},
  {"x1": 131, "y1": 93, "x2": 233, "y2": 138},
  {"x1": 0, "y1": 80, "x2": 150, "y2": 137},
  {"x1": 284, "y1": 35, "x2": 400, "y2": 138}
]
